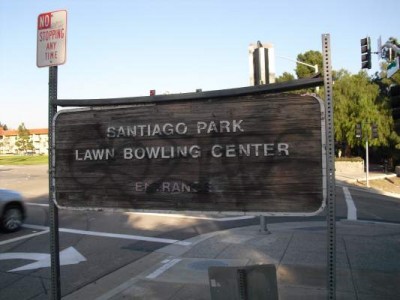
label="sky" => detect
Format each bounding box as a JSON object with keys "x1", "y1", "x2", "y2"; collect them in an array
[{"x1": 1, "y1": 0, "x2": 399, "y2": 130}]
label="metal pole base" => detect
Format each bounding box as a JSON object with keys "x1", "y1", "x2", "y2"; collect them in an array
[{"x1": 259, "y1": 216, "x2": 271, "y2": 234}]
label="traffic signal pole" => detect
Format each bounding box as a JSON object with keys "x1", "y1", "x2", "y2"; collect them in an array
[
  {"x1": 366, "y1": 138, "x2": 370, "y2": 188},
  {"x1": 356, "y1": 122, "x2": 378, "y2": 189}
]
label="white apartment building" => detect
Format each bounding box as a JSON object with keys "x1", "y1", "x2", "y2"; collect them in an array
[{"x1": 0, "y1": 127, "x2": 48, "y2": 155}]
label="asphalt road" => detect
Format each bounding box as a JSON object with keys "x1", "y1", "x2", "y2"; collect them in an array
[
  {"x1": 345, "y1": 186, "x2": 400, "y2": 223},
  {"x1": 1, "y1": 165, "x2": 399, "y2": 299}
]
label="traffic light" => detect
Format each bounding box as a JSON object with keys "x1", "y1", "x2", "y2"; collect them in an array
[
  {"x1": 371, "y1": 123, "x2": 378, "y2": 139},
  {"x1": 361, "y1": 37, "x2": 371, "y2": 69},
  {"x1": 355, "y1": 123, "x2": 362, "y2": 138},
  {"x1": 149, "y1": 89, "x2": 156, "y2": 96}
]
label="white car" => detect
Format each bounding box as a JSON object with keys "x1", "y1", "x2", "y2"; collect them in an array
[{"x1": 0, "y1": 189, "x2": 26, "y2": 232}]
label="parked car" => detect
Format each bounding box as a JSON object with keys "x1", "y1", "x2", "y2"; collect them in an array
[{"x1": 0, "y1": 189, "x2": 26, "y2": 232}]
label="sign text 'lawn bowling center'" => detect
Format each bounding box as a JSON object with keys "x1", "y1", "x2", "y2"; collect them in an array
[{"x1": 54, "y1": 92, "x2": 326, "y2": 215}]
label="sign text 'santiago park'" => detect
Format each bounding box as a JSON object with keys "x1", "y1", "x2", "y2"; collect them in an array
[{"x1": 54, "y1": 93, "x2": 326, "y2": 215}]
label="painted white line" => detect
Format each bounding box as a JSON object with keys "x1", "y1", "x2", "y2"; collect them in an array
[
  {"x1": 26, "y1": 203, "x2": 255, "y2": 222},
  {"x1": 0, "y1": 230, "x2": 49, "y2": 246},
  {"x1": 26, "y1": 203, "x2": 49, "y2": 207},
  {"x1": 125, "y1": 212, "x2": 255, "y2": 222},
  {"x1": 96, "y1": 258, "x2": 182, "y2": 299},
  {"x1": 128, "y1": 212, "x2": 255, "y2": 222},
  {"x1": 22, "y1": 224, "x2": 191, "y2": 246},
  {"x1": 343, "y1": 187, "x2": 357, "y2": 220},
  {"x1": 146, "y1": 258, "x2": 182, "y2": 279}
]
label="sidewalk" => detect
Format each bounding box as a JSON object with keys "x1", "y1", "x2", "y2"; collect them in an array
[
  {"x1": 63, "y1": 220, "x2": 400, "y2": 300},
  {"x1": 62, "y1": 169, "x2": 400, "y2": 300},
  {"x1": 336, "y1": 168, "x2": 400, "y2": 199},
  {"x1": 335, "y1": 165, "x2": 396, "y2": 184}
]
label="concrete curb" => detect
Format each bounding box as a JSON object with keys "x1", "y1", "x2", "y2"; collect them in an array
[
  {"x1": 62, "y1": 220, "x2": 400, "y2": 300},
  {"x1": 336, "y1": 172, "x2": 400, "y2": 199}
]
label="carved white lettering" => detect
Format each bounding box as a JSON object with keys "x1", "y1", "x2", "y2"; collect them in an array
[
  {"x1": 75, "y1": 149, "x2": 114, "y2": 161},
  {"x1": 196, "y1": 120, "x2": 244, "y2": 134},
  {"x1": 106, "y1": 123, "x2": 188, "y2": 138},
  {"x1": 130, "y1": 181, "x2": 197, "y2": 193},
  {"x1": 211, "y1": 143, "x2": 290, "y2": 158},
  {"x1": 122, "y1": 145, "x2": 201, "y2": 160},
  {"x1": 278, "y1": 143, "x2": 289, "y2": 156}
]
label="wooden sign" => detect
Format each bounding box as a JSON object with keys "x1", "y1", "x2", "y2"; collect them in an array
[{"x1": 53, "y1": 93, "x2": 326, "y2": 215}]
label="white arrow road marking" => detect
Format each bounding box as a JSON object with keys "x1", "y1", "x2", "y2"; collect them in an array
[{"x1": 0, "y1": 246, "x2": 86, "y2": 272}]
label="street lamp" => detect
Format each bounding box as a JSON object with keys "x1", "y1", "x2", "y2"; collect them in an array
[{"x1": 276, "y1": 55, "x2": 319, "y2": 92}]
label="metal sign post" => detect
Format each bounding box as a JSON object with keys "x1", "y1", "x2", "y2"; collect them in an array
[
  {"x1": 49, "y1": 66, "x2": 61, "y2": 300},
  {"x1": 322, "y1": 34, "x2": 336, "y2": 300},
  {"x1": 37, "y1": 10, "x2": 67, "y2": 298}
]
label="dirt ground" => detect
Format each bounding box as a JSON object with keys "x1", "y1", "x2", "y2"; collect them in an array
[{"x1": 355, "y1": 175, "x2": 400, "y2": 195}]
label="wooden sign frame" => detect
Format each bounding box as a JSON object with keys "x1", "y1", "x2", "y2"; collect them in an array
[{"x1": 53, "y1": 92, "x2": 326, "y2": 216}]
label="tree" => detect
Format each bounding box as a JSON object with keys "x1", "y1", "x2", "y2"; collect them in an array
[
  {"x1": 15, "y1": 123, "x2": 34, "y2": 154},
  {"x1": 0, "y1": 121, "x2": 8, "y2": 130},
  {"x1": 275, "y1": 72, "x2": 295, "y2": 83},
  {"x1": 333, "y1": 70, "x2": 395, "y2": 156},
  {"x1": 295, "y1": 50, "x2": 323, "y2": 79},
  {"x1": 372, "y1": 47, "x2": 400, "y2": 165}
]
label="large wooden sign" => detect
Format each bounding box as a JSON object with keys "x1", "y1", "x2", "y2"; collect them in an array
[{"x1": 53, "y1": 93, "x2": 326, "y2": 215}]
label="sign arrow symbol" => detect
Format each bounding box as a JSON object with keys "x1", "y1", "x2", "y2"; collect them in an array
[{"x1": 0, "y1": 247, "x2": 86, "y2": 272}]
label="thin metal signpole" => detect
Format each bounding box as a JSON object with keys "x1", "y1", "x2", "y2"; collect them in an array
[
  {"x1": 49, "y1": 66, "x2": 61, "y2": 300},
  {"x1": 322, "y1": 34, "x2": 336, "y2": 300}
]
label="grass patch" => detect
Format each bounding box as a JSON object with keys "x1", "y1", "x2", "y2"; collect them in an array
[{"x1": 0, "y1": 155, "x2": 48, "y2": 165}]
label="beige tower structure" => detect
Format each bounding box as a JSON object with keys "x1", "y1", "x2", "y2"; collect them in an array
[{"x1": 249, "y1": 42, "x2": 275, "y2": 85}]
